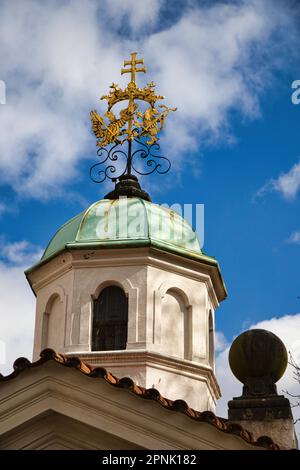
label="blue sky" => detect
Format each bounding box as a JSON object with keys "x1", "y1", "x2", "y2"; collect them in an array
[{"x1": 0, "y1": 0, "x2": 300, "y2": 422}]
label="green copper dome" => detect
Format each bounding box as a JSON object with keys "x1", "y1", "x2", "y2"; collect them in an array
[
  {"x1": 26, "y1": 197, "x2": 227, "y2": 301},
  {"x1": 41, "y1": 198, "x2": 202, "y2": 262}
]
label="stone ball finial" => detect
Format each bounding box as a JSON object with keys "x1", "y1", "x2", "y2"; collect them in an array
[
  {"x1": 228, "y1": 330, "x2": 295, "y2": 449},
  {"x1": 229, "y1": 329, "x2": 288, "y2": 385}
]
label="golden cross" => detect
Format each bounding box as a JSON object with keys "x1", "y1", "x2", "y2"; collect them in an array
[{"x1": 121, "y1": 52, "x2": 146, "y2": 84}]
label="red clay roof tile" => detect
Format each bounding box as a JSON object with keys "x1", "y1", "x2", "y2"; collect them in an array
[{"x1": 0, "y1": 348, "x2": 280, "y2": 450}]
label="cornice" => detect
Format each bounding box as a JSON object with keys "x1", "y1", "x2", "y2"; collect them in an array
[{"x1": 27, "y1": 247, "x2": 223, "y2": 308}]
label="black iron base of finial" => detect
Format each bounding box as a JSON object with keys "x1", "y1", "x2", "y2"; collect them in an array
[{"x1": 105, "y1": 174, "x2": 151, "y2": 201}]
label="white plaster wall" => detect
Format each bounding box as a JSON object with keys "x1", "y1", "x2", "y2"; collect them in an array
[
  {"x1": 29, "y1": 248, "x2": 221, "y2": 411},
  {"x1": 33, "y1": 259, "x2": 148, "y2": 357},
  {"x1": 146, "y1": 365, "x2": 216, "y2": 411},
  {"x1": 71, "y1": 351, "x2": 218, "y2": 412}
]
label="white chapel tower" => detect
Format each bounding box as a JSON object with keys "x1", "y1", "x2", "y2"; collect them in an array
[{"x1": 25, "y1": 53, "x2": 227, "y2": 413}]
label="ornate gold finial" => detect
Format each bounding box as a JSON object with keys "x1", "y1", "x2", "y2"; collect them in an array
[{"x1": 90, "y1": 52, "x2": 177, "y2": 147}]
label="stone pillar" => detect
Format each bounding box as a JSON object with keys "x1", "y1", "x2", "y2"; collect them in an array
[{"x1": 227, "y1": 329, "x2": 297, "y2": 450}]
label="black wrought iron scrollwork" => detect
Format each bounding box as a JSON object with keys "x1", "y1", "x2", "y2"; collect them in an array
[
  {"x1": 90, "y1": 138, "x2": 171, "y2": 184},
  {"x1": 131, "y1": 139, "x2": 171, "y2": 176},
  {"x1": 89, "y1": 143, "x2": 128, "y2": 183}
]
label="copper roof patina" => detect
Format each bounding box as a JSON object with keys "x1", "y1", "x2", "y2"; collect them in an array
[
  {"x1": 41, "y1": 198, "x2": 202, "y2": 261},
  {"x1": 25, "y1": 198, "x2": 227, "y2": 298}
]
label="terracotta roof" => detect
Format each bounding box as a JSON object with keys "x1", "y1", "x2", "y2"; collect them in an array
[{"x1": 0, "y1": 348, "x2": 279, "y2": 450}]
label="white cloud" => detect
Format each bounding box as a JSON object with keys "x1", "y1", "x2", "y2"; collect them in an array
[
  {"x1": 216, "y1": 342, "x2": 241, "y2": 417},
  {"x1": 0, "y1": 238, "x2": 42, "y2": 266},
  {"x1": 0, "y1": 0, "x2": 296, "y2": 199},
  {"x1": 257, "y1": 160, "x2": 300, "y2": 201},
  {"x1": 101, "y1": 0, "x2": 163, "y2": 33},
  {"x1": 287, "y1": 230, "x2": 300, "y2": 244},
  {"x1": 216, "y1": 313, "x2": 300, "y2": 439},
  {"x1": 0, "y1": 261, "x2": 35, "y2": 374},
  {"x1": 215, "y1": 330, "x2": 229, "y2": 353},
  {"x1": 0, "y1": 237, "x2": 42, "y2": 373}
]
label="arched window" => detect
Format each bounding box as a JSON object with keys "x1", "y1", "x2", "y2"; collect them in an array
[{"x1": 92, "y1": 286, "x2": 128, "y2": 351}]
